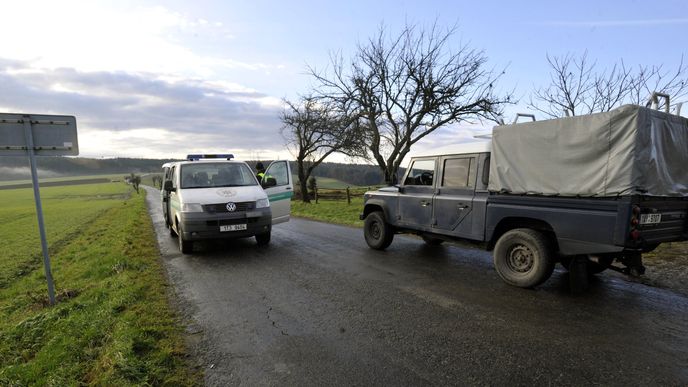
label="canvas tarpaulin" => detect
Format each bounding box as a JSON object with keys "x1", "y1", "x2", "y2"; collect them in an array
[{"x1": 488, "y1": 105, "x2": 688, "y2": 197}]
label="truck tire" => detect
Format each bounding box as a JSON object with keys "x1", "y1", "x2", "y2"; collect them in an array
[
  {"x1": 178, "y1": 223, "x2": 193, "y2": 254},
  {"x1": 255, "y1": 231, "x2": 271, "y2": 246},
  {"x1": 422, "y1": 235, "x2": 444, "y2": 245},
  {"x1": 493, "y1": 228, "x2": 554, "y2": 288},
  {"x1": 364, "y1": 211, "x2": 394, "y2": 250}
]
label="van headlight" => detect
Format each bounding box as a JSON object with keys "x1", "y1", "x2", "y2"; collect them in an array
[
  {"x1": 182, "y1": 203, "x2": 203, "y2": 212},
  {"x1": 256, "y1": 198, "x2": 270, "y2": 208}
]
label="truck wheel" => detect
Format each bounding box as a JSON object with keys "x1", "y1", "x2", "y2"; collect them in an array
[
  {"x1": 364, "y1": 211, "x2": 394, "y2": 250},
  {"x1": 178, "y1": 224, "x2": 193, "y2": 254},
  {"x1": 255, "y1": 231, "x2": 271, "y2": 246},
  {"x1": 422, "y1": 235, "x2": 444, "y2": 245},
  {"x1": 493, "y1": 229, "x2": 554, "y2": 288}
]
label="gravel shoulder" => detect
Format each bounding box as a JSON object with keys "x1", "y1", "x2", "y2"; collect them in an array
[{"x1": 641, "y1": 242, "x2": 688, "y2": 297}]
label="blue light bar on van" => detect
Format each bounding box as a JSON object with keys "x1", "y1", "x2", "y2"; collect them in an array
[{"x1": 186, "y1": 154, "x2": 234, "y2": 161}]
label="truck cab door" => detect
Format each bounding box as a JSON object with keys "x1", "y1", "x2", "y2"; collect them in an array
[
  {"x1": 398, "y1": 158, "x2": 437, "y2": 229},
  {"x1": 433, "y1": 155, "x2": 479, "y2": 238},
  {"x1": 262, "y1": 160, "x2": 293, "y2": 224}
]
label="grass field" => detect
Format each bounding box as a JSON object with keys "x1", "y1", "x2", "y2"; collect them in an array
[
  {"x1": 291, "y1": 197, "x2": 365, "y2": 227},
  {"x1": 0, "y1": 174, "x2": 125, "y2": 187},
  {"x1": 0, "y1": 182, "x2": 198, "y2": 385}
]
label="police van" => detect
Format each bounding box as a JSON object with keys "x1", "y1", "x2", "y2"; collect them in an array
[{"x1": 161, "y1": 154, "x2": 293, "y2": 253}]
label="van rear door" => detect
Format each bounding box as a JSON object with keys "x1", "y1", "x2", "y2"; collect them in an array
[{"x1": 263, "y1": 160, "x2": 293, "y2": 224}]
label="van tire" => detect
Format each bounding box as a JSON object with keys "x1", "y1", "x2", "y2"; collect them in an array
[
  {"x1": 178, "y1": 224, "x2": 193, "y2": 254},
  {"x1": 494, "y1": 228, "x2": 554, "y2": 288},
  {"x1": 255, "y1": 231, "x2": 271, "y2": 246},
  {"x1": 364, "y1": 211, "x2": 394, "y2": 250}
]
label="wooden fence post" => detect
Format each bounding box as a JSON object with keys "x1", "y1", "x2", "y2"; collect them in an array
[
  {"x1": 314, "y1": 185, "x2": 318, "y2": 204},
  {"x1": 346, "y1": 186, "x2": 351, "y2": 204}
]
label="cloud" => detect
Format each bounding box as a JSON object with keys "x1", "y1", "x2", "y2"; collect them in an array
[{"x1": 0, "y1": 59, "x2": 287, "y2": 159}]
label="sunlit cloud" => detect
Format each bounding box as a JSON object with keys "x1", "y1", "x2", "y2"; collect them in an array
[{"x1": 0, "y1": 59, "x2": 290, "y2": 159}]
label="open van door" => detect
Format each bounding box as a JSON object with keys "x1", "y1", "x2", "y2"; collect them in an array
[{"x1": 262, "y1": 160, "x2": 293, "y2": 224}]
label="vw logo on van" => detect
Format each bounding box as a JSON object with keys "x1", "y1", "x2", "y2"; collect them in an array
[{"x1": 226, "y1": 202, "x2": 237, "y2": 212}]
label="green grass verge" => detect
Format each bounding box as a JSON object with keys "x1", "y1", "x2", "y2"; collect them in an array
[
  {"x1": 291, "y1": 197, "x2": 364, "y2": 227},
  {"x1": 0, "y1": 184, "x2": 199, "y2": 385}
]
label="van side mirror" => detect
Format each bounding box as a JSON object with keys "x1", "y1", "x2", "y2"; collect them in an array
[
  {"x1": 261, "y1": 177, "x2": 277, "y2": 188},
  {"x1": 163, "y1": 180, "x2": 175, "y2": 192}
]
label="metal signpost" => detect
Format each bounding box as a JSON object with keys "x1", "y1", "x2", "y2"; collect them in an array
[{"x1": 1, "y1": 113, "x2": 78, "y2": 305}]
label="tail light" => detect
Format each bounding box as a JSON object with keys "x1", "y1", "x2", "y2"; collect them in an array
[{"x1": 630, "y1": 205, "x2": 641, "y2": 241}]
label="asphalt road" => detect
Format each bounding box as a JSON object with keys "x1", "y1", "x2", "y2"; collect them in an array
[{"x1": 144, "y1": 187, "x2": 688, "y2": 386}]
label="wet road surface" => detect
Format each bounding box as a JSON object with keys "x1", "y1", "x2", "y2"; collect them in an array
[{"x1": 144, "y1": 187, "x2": 688, "y2": 385}]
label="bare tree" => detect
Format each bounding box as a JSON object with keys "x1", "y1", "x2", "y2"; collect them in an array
[
  {"x1": 309, "y1": 23, "x2": 510, "y2": 185},
  {"x1": 281, "y1": 95, "x2": 364, "y2": 203},
  {"x1": 530, "y1": 52, "x2": 688, "y2": 118}
]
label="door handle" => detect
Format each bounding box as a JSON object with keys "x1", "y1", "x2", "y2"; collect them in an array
[
  {"x1": 286, "y1": 187, "x2": 292, "y2": 190},
  {"x1": 457, "y1": 205, "x2": 469, "y2": 210},
  {"x1": 420, "y1": 200, "x2": 432, "y2": 207}
]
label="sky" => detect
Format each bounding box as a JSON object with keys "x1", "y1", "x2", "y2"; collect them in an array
[{"x1": 1, "y1": 0, "x2": 686, "y2": 162}]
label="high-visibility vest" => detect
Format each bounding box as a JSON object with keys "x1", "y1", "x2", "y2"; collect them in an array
[{"x1": 257, "y1": 172, "x2": 265, "y2": 181}]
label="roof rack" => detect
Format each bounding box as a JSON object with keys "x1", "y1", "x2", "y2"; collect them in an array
[{"x1": 186, "y1": 154, "x2": 234, "y2": 161}]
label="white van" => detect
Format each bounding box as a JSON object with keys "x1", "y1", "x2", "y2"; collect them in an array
[{"x1": 161, "y1": 154, "x2": 293, "y2": 253}]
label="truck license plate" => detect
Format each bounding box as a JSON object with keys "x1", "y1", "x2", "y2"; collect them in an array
[
  {"x1": 220, "y1": 224, "x2": 247, "y2": 232},
  {"x1": 639, "y1": 213, "x2": 661, "y2": 225}
]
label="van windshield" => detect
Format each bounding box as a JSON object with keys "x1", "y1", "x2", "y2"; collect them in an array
[{"x1": 180, "y1": 162, "x2": 258, "y2": 189}]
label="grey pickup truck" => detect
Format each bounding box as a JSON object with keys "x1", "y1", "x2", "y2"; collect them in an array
[{"x1": 360, "y1": 102, "x2": 688, "y2": 288}]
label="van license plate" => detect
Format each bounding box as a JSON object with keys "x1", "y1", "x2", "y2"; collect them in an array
[
  {"x1": 639, "y1": 214, "x2": 661, "y2": 225},
  {"x1": 220, "y1": 224, "x2": 247, "y2": 232}
]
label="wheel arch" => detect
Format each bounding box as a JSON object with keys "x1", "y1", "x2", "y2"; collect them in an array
[
  {"x1": 362, "y1": 200, "x2": 391, "y2": 221},
  {"x1": 488, "y1": 217, "x2": 559, "y2": 252}
]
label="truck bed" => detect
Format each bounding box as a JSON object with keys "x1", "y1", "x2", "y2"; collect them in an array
[{"x1": 486, "y1": 194, "x2": 688, "y2": 256}]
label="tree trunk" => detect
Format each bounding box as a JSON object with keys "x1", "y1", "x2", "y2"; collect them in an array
[{"x1": 297, "y1": 160, "x2": 311, "y2": 203}]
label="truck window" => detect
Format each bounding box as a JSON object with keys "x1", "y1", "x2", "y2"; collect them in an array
[
  {"x1": 442, "y1": 158, "x2": 473, "y2": 188},
  {"x1": 481, "y1": 155, "x2": 490, "y2": 188},
  {"x1": 404, "y1": 159, "x2": 435, "y2": 186}
]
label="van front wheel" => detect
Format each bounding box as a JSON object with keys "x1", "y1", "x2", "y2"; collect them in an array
[
  {"x1": 255, "y1": 231, "x2": 271, "y2": 246},
  {"x1": 494, "y1": 228, "x2": 554, "y2": 288}
]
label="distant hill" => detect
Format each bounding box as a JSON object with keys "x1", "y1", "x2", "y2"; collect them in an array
[
  {"x1": 0, "y1": 156, "x2": 387, "y2": 186},
  {"x1": 0, "y1": 156, "x2": 175, "y2": 181}
]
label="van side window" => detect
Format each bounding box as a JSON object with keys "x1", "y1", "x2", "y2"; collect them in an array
[
  {"x1": 171, "y1": 166, "x2": 178, "y2": 188},
  {"x1": 265, "y1": 161, "x2": 289, "y2": 186},
  {"x1": 442, "y1": 158, "x2": 473, "y2": 188},
  {"x1": 404, "y1": 159, "x2": 435, "y2": 186}
]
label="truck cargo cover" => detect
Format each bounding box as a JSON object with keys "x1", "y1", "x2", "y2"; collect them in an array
[{"x1": 488, "y1": 105, "x2": 688, "y2": 197}]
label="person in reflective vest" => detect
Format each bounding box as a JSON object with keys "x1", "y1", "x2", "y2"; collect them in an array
[{"x1": 256, "y1": 162, "x2": 266, "y2": 182}]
